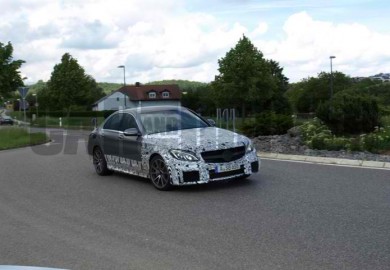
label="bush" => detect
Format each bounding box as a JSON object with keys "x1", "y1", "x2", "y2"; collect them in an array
[
  {"x1": 300, "y1": 118, "x2": 349, "y2": 150},
  {"x1": 26, "y1": 110, "x2": 116, "y2": 118},
  {"x1": 300, "y1": 118, "x2": 390, "y2": 153},
  {"x1": 360, "y1": 127, "x2": 390, "y2": 153},
  {"x1": 346, "y1": 137, "x2": 362, "y2": 152},
  {"x1": 300, "y1": 118, "x2": 334, "y2": 150},
  {"x1": 300, "y1": 118, "x2": 331, "y2": 142},
  {"x1": 316, "y1": 91, "x2": 380, "y2": 134},
  {"x1": 241, "y1": 112, "x2": 293, "y2": 137}
]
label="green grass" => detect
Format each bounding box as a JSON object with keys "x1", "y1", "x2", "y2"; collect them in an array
[{"x1": 0, "y1": 127, "x2": 49, "y2": 150}]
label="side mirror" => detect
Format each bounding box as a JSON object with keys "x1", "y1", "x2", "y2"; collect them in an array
[
  {"x1": 124, "y1": 128, "x2": 140, "y2": 136},
  {"x1": 91, "y1": 117, "x2": 97, "y2": 128},
  {"x1": 207, "y1": 119, "x2": 216, "y2": 126}
]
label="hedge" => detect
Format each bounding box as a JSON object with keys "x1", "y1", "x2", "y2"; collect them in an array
[{"x1": 26, "y1": 110, "x2": 116, "y2": 118}]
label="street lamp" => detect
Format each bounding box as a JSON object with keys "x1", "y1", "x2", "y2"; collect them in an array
[
  {"x1": 117, "y1": 65, "x2": 127, "y2": 108},
  {"x1": 117, "y1": 65, "x2": 126, "y2": 86},
  {"x1": 33, "y1": 93, "x2": 38, "y2": 118},
  {"x1": 329, "y1": 56, "x2": 336, "y2": 102}
]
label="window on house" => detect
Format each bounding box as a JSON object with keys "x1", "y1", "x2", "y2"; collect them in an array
[
  {"x1": 149, "y1": 92, "x2": 156, "y2": 99},
  {"x1": 162, "y1": 91, "x2": 170, "y2": 98}
]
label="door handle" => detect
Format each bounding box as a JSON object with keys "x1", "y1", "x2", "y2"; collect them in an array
[{"x1": 118, "y1": 134, "x2": 125, "y2": 140}]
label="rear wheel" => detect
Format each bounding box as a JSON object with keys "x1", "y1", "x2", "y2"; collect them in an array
[
  {"x1": 150, "y1": 156, "x2": 172, "y2": 191},
  {"x1": 92, "y1": 147, "x2": 112, "y2": 176}
]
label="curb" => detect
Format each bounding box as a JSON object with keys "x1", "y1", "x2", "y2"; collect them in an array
[{"x1": 258, "y1": 151, "x2": 390, "y2": 170}]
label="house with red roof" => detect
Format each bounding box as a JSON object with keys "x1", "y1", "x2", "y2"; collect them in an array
[{"x1": 92, "y1": 82, "x2": 182, "y2": 111}]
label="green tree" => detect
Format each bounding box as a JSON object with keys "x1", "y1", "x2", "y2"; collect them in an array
[
  {"x1": 285, "y1": 80, "x2": 307, "y2": 112},
  {"x1": 268, "y1": 59, "x2": 289, "y2": 92},
  {"x1": 181, "y1": 84, "x2": 216, "y2": 116},
  {"x1": 47, "y1": 53, "x2": 104, "y2": 114},
  {"x1": 295, "y1": 71, "x2": 353, "y2": 113},
  {"x1": 84, "y1": 75, "x2": 105, "y2": 108},
  {"x1": 0, "y1": 41, "x2": 25, "y2": 97},
  {"x1": 316, "y1": 90, "x2": 380, "y2": 134},
  {"x1": 267, "y1": 59, "x2": 291, "y2": 115},
  {"x1": 212, "y1": 35, "x2": 278, "y2": 117}
]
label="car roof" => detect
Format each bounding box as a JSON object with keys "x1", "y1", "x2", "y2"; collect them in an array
[{"x1": 119, "y1": 105, "x2": 189, "y2": 115}]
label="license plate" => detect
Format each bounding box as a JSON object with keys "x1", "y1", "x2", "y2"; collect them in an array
[{"x1": 215, "y1": 163, "x2": 241, "y2": 173}]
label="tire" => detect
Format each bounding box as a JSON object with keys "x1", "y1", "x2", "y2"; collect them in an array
[
  {"x1": 149, "y1": 156, "x2": 172, "y2": 191},
  {"x1": 92, "y1": 147, "x2": 112, "y2": 176}
]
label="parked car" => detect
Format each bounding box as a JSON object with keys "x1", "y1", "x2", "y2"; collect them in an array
[
  {"x1": 0, "y1": 116, "x2": 14, "y2": 125},
  {"x1": 88, "y1": 106, "x2": 260, "y2": 190}
]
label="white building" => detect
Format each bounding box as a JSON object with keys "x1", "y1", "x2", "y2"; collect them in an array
[{"x1": 92, "y1": 83, "x2": 182, "y2": 111}]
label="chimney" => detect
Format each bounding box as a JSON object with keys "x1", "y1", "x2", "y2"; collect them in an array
[{"x1": 135, "y1": 82, "x2": 141, "y2": 87}]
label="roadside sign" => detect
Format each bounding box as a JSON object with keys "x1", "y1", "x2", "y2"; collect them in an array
[
  {"x1": 18, "y1": 87, "x2": 29, "y2": 98},
  {"x1": 20, "y1": 100, "x2": 29, "y2": 110}
]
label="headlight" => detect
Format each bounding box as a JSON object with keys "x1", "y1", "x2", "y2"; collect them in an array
[
  {"x1": 170, "y1": 149, "x2": 199, "y2": 162},
  {"x1": 246, "y1": 141, "x2": 255, "y2": 153}
]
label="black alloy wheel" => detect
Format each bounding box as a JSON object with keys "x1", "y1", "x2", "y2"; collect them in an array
[
  {"x1": 93, "y1": 147, "x2": 112, "y2": 176},
  {"x1": 150, "y1": 156, "x2": 172, "y2": 191}
]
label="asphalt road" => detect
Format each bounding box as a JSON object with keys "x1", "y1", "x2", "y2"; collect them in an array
[{"x1": 0, "y1": 129, "x2": 389, "y2": 270}]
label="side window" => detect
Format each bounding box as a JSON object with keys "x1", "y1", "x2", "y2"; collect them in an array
[
  {"x1": 118, "y1": 114, "x2": 138, "y2": 132},
  {"x1": 103, "y1": 114, "x2": 121, "y2": 130}
]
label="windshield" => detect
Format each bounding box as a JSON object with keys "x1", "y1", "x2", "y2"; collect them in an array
[{"x1": 140, "y1": 109, "x2": 209, "y2": 134}]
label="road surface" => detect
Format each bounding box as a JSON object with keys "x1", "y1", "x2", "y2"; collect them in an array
[{"x1": 0, "y1": 129, "x2": 389, "y2": 270}]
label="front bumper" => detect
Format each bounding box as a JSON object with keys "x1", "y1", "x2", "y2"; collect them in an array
[{"x1": 167, "y1": 150, "x2": 260, "y2": 186}]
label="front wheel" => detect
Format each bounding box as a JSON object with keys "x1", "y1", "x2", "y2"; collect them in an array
[
  {"x1": 92, "y1": 147, "x2": 112, "y2": 176},
  {"x1": 149, "y1": 156, "x2": 172, "y2": 191}
]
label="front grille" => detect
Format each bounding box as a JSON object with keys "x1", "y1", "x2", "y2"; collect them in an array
[
  {"x1": 209, "y1": 166, "x2": 245, "y2": 180},
  {"x1": 183, "y1": 171, "x2": 200, "y2": 182},
  {"x1": 201, "y1": 146, "x2": 245, "y2": 163}
]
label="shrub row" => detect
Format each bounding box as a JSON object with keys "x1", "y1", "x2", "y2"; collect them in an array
[
  {"x1": 26, "y1": 110, "x2": 116, "y2": 119},
  {"x1": 316, "y1": 91, "x2": 380, "y2": 135},
  {"x1": 300, "y1": 118, "x2": 390, "y2": 153},
  {"x1": 240, "y1": 112, "x2": 293, "y2": 137}
]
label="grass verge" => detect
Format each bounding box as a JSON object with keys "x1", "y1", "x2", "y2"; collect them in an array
[{"x1": 0, "y1": 127, "x2": 49, "y2": 150}]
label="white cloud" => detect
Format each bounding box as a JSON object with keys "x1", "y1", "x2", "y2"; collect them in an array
[
  {"x1": 1, "y1": 0, "x2": 247, "y2": 84},
  {"x1": 1, "y1": 1, "x2": 389, "y2": 85},
  {"x1": 255, "y1": 12, "x2": 390, "y2": 81},
  {"x1": 1, "y1": 0, "x2": 250, "y2": 84},
  {"x1": 251, "y1": 22, "x2": 268, "y2": 37}
]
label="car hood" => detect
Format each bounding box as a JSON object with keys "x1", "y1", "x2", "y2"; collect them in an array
[{"x1": 144, "y1": 127, "x2": 249, "y2": 152}]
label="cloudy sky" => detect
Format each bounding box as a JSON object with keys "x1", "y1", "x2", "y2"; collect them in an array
[{"x1": 1, "y1": 0, "x2": 389, "y2": 84}]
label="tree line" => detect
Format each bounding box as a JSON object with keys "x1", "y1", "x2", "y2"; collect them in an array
[
  {"x1": 0, "y1": 44, "x2": 105, "y2": 115},
  {"x1": 2, "y1": 36, "x2": 388, "y2": 136}
]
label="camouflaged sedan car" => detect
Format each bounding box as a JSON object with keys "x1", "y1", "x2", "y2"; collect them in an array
[{"x1": 88, "y1": 106, "x2": 259, "y2": 190}]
